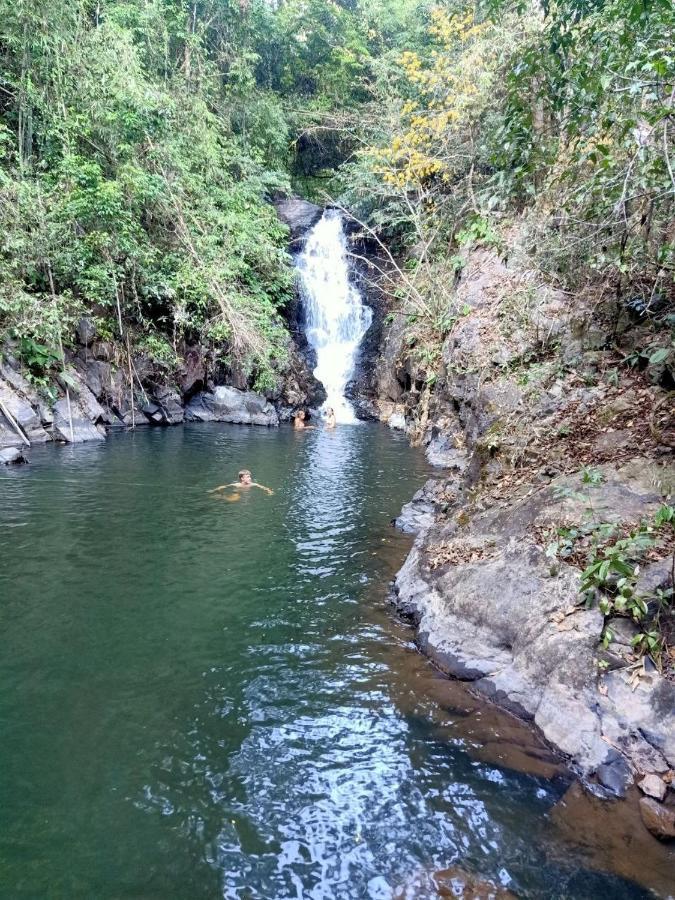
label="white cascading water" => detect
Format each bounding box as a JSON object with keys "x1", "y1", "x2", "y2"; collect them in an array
[{"x1": 296, "y1": 210, "x2": 372, "y2": 423}]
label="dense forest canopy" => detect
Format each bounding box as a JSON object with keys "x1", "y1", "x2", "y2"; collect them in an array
[{"x1": 0, "y1": 0, "x2": 673, "y2": 390}]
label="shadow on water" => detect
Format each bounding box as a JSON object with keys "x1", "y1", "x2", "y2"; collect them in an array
[{"x1": 0, "y1": 423, "x2": 673, "y2": 899}]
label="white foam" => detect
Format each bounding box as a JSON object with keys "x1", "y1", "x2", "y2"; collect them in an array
[{"x1": 296, "y1": 210, "x2": 372, "y2": 423}]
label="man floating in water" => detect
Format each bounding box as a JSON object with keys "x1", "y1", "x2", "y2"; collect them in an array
[{"x1": 208, "y1": 469, "x2": 274, "y2": 501}]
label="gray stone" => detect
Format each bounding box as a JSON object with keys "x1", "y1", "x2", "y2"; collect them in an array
[
  {"x1": 0, "y1": 447, "x2": 27, "y2": 464},
  {"x1": 63, "y1": 368, "x2": 108, "y2": 421},
  {"x1": 274, "y1": 197, "x2": 323, "y2": 242},
  {"x1": 185, "y1": 386, "x2": 278, "y2": 427},
  {"x1": 150, "y1": 386, "x2": 184, "y2": 425},
  {"x1": 396, "y1": 479, "x2": 455, "y2": 535},
  {"x1": 639, "y1": 773, "x2": 667, "y2": 801},
  {"x1": 142, "y1": 403, "x2": 164, "y2": 424},
  {"x1": 75, "y1": 317, "x2": 97, "y2": 346},
  {"x1": 52, "y1": 398, "x2": 105, "y2": 443},
  {"x1": 636, "y1": 558, "x2": 673, "y2": 596},
  {"x1": 0, "y1": 379, "x2": 50, "y2": 446},
  {"x1": 596, "y1": 754, "x2": 633, "y2": 798},
  {"x1": 425, "y1": 430, "x2": 468, "y2": 468},
  {"x1": 392, "y1": 460, "x2": 675, "y2": 783}
]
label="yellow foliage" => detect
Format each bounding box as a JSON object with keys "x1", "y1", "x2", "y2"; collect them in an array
[{"x1": 370, "y1": 6, "x2": 494, "y2": 190}]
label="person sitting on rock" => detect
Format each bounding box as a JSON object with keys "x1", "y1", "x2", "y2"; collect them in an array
[
  {"x1": 208, "y1": 469, "x2": 274, "y2": 499},
  {"x1": 324, "y1": 407, "x2": 336, "y2": 429}
]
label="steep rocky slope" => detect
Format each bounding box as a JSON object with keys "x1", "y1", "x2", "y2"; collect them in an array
[{"x1": 373, "y1": 236, "x2": 675, "y2": 835}]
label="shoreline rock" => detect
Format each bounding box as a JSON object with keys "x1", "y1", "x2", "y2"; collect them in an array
[
  {"x1": 185, "y1": 386, "x2": 279, "y2": 427},
  {"x1": 392, "y1": 460, "x2": 675, "y2": 804}
]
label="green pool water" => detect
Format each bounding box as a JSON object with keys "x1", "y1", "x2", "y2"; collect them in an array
[{"x1": 0, "y1": 423, "x2": 662, "y2": 898}]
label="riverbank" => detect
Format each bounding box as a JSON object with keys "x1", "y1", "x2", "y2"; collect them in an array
[{"x1": 369, "y1": 230, "x2": 675, "y2": 845}]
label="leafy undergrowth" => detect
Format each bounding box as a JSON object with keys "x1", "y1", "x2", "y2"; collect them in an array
[{"x1": 537, "y1": 473, "x2": 675, "y2": 675}]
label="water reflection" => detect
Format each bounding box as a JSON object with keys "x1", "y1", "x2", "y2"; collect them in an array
[{"x1": 0, "y1": 425, "x2": 665, "y2": 900}]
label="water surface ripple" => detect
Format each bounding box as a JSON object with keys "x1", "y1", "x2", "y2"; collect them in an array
[{"x1": 0, "y1": 424, "x2": 661, "y2": 898}]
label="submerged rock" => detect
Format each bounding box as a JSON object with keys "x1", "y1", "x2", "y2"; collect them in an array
[
  {"x1": 639, "y1": 796, "x2": 675, "y2": 840},
  {"x1": 185, "y1": 386, "x2": 279, "y2": 427},
  {"x1": 396, "y1": 864, "x2": 516, "y2": 899},
  {"x1": 0, "y1": 447, "x2": 27, "y2": 464}
]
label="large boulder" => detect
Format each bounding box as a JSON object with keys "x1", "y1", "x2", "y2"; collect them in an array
[
  {"x1": 185, "y1": 386, "x2": 279, "y2": 427},
  {"x1": 52, "y1": 398, "x2": 105, "y2": 443},
  {"x1": 274, "y1": 197, "x2": 323, "y2": 243}
]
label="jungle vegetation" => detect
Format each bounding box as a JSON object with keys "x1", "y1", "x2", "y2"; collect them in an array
[{"x1": 0, "y1": 0, "x2": 673, "y2": 388}]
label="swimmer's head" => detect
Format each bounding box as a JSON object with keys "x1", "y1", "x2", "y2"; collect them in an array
[{"x1": 238, "y1": 469, "x2": 253, "y2": 485}]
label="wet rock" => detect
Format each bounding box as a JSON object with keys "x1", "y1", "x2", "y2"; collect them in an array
[
  {"x1": 551, "y1": 782, "x2": 675, "y2": 896},
  {"x1": 75, "y1": 317, "x2": 97, "y2": 346},
  {"x1": 185, "y1": 386, "x2": 279, "y2": 427},
  {"x1": 52, "y1": 398, "x2": 105, "y2": 443},
  {"x1": 0, "y1": 447, "x2": 27, "y2": 464},
  {"x1": 396, "y1": 479, "x2": 455, "y2": 535},
  {"x1": 178, "y1": 345, "x2": 206, "y2": 398},
  {"x1": 274, "y1": 196, "x2": 322, "y2": 243},
  {"x1": 374, "y1": 314, "x2": 408, "y2": 407},
  {"x1": 142, "y1": 403, "x2": 165, "y2": 424},
  {"x1": 150, "y1": 386, "x2": 184, "y2": 425},
  {"x1": 596, "y1": 752, "x2": 633, "y2": 797},
  {"x1": 639, "y1": 773, "x2": 667, "y2": 801},
  {"x1": 393, "y1": 460, "x2": 675, "y2": 782},
  {"x1": 639, "y1": 796, "x2": 675, "y2": 840},
  {"x1": 0, "y1": 378, "x2": 50, "y2": 446}
]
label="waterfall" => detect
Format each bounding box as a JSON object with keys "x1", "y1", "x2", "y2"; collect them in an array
[{"x1": 296, "y1": 209, "x2": 373, "y2": 424}]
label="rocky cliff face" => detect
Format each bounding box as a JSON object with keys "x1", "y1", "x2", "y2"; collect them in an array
[
  {"x1": 373, "y1": 237, "x2": 675, "y2": 832},
  {"x1": 0, "y1": 198, "x2": 331, "y2": 456}
]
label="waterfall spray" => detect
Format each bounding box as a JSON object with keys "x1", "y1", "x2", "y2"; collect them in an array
[{"x1": 296, "y1": 210, "x2": 372, "y2": 424}]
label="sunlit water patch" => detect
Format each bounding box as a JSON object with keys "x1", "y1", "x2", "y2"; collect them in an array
[{"x1": 0, "y1": 424, "x2": 667, "y2": 899}]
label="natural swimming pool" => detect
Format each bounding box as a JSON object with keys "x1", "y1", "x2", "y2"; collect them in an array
[{"x1": 0, "y1": 423, "x2": 666, "y2": 898}]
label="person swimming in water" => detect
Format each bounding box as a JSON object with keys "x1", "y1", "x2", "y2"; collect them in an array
[
  {"x1": 324, "y1": 407, "x2": 336, "y2": 429},
  {"x1": 293, "y1": 409, "x2": 313, "y2": 429},
  {"x1": 208, "y1": 469, "x2": 274, "y2": 498}
]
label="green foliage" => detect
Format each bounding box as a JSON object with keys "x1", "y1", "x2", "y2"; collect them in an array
[
  {"x1": 344, "y1": 0, "x2": 674, "y2": 310},
  {"x1": 548, "y1": 469, "x2": 674, "y2": 666}
]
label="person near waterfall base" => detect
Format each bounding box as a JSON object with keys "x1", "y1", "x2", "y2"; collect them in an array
[
  {"x1": 208, "y1": 469, "x2": 274, "y2": 500},
  {"x1": 324, "y1": 408, "x2": 336, "y2": 429},
  {"x1": 293, "y1": 409, "x2": 313, "y2": 429}
]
